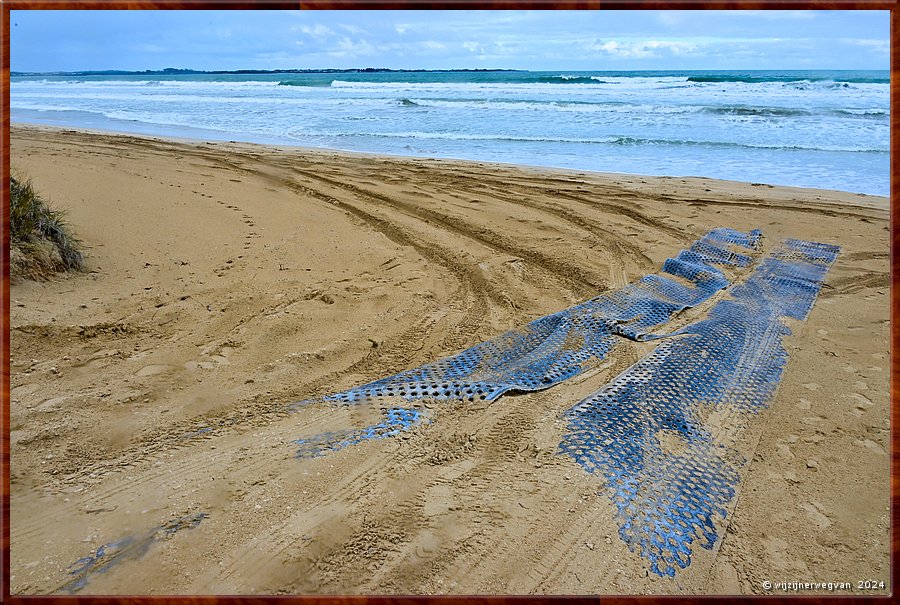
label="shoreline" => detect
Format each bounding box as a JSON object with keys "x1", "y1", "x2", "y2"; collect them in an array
[
  {"x1": 9, "y1": 124, "x2": 890, "y2": 595},
  {"x1": 11, "y1": 122, "x2": 889, "y2": 206},
  {"x1": 12, "y1": 66, "x2": 888, "y2": 197}
]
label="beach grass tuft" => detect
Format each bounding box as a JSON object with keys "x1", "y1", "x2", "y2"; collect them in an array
[{"x1": 10, "y1": 173, "x2": 85, "y2": 281}]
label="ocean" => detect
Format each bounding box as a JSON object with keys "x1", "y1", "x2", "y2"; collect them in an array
[{"x1": 10, "y1": 69, "x2": 890, "y2": 196}]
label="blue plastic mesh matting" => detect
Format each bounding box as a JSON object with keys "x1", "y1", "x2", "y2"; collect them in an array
[
  {"x1": 558, "y1": 238, "x2": 839, "y2": 578},
  {"x1": 309, "y1": 228, "x2": 762, "y2": 406},
  {"x1": 61, "y1": 513, "x2": 208, "y2": 593},
  {"x1": 294, "y1": 407, "x2": 427, "y2": 458}
]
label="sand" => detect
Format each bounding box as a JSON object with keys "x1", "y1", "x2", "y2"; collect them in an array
[{"x1": 7, "y1": 124, "x2": 890, "y2": 595}]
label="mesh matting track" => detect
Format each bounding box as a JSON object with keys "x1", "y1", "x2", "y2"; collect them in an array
[
  {"x1": 294, "y1": 407, "x2": 426, "y2": 459},
  {"x1": 61, "y1": 513, "x2": 208, "y2": 593},
  {"x1": 310, "y1": 228, "x2": 762, "y2": 406},
  {"x1": 558, "y1": 238, "x2": 839, "y2": 577}
]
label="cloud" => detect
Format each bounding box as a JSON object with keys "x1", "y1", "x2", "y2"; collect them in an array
[
  {"x1": 589, "y1": 39, "x2": 697, "y2": 59},
  {"x1": 297, "y1": 24, "x2": 333, "y2": 39},
  {"x1": 842, "y1": 38, "x2": 889, "y2": 54},
  {"x1": 333, "y1": 36, "x2": 376, "y2": 57},
  {"x1": 9, "y1": 9, "x2": 889, "y2": 72}
]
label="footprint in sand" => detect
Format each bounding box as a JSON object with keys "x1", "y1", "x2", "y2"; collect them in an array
[
  {"x1": 853, "y1": 438, "x2": 886, "y2": 455},
  {"x1": 782, "y1": 470, "x2": 801, "y2": 484},
  {"x1": 185, "y1": 342, "x2": 238, "y2": 371},
  {"x1": 422, "y1": 484, "x2": 454, "y2": 517},
  {"x1": 775, "y1": 441, "x2": 795, "y2": 461},
  {"x1": 847, "y1": 392, "x2": 874, "y2": 416},
  {"x1": 802, "y1": 431, "x2": 826, "y2": 444},
  {"x1": 135, "y1": 364, "x2": 173, "y2": 377},
  {"x1": 413, "y1": 530, "x2": 439, "y2": 558},
  {"x1": 799, "y1": 501, "x2": 832, "y2": 528}
]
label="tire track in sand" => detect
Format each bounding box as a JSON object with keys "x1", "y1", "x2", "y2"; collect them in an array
[
  {"x1": 184, "y1": 148, "x2": 515, "y2": 358},
  {"x1": 286, "y1": 166, "x2": 606, "y2": 299}
]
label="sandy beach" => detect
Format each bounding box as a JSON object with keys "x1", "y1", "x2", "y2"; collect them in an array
[{"x1": 8, "y1": 123, "x2": 890, "y2": 595}]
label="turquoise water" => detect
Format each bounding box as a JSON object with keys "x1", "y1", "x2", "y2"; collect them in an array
[{"x1": 11, "y1": 70, "x2": 889, "y2": 195}]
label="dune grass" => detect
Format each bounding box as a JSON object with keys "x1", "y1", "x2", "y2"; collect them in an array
[{"x1": 10, "y1": 174, "x2": 85, "y2": 281}]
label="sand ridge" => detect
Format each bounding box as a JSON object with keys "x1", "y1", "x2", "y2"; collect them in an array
[{"x1": 8, "y1": 124, "x2": 890, "y2": 595}]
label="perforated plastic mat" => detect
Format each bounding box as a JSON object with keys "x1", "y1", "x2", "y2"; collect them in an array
[
  {"x1": 307, "y1": 228, "x2": 762, "y2": 406},
  {"x1": 294, "y1": 407, "x2": 427, "y2": 459},
  {"x1": 558, "y1": 238, "x2": 839, "y2": 577}
]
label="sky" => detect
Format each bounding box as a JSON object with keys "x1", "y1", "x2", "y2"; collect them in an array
[{"x1": 10, "y1": 10, "x2": 890, "y2": 72}]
